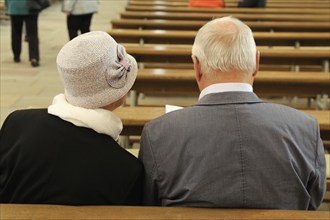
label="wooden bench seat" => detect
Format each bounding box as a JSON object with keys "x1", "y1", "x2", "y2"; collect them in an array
[
  {"x1": 114, "y1": 107, "x2": 330, "y2": 141},
  {"x1": 128, "y1": 0, "x2": 330, "y2": 8},
  {"x1": 1, "y1": 204, "x2": 329, "y2": 220},
  {"x1": 111, "y1": 19, "x2": 330, "y2": 32},
  {"x1": 132, "y1": 69, "x2": 330, "y2": 98},
  {"x1": 122, "y1": 44, "x2": 330, "y2": 72},
  {"x1": 224, "y1": 0, "x2": 330, "y2": 2},
  {"x1": 125, "y1": 5, "x2": 330, "y2": 14},
  {"x1": 120, "y1": 11, "x2": 330, "y2": 22},
  {"x1": 108, "y1": 29, "x2": 330, "y2": 47},
  {"x1": 139, "y1": 0, "x2": 329, "y2": 2}
]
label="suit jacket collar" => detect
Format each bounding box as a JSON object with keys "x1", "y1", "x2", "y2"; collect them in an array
[{"x1": 196, "y1": 91, "x2": 264, "y2": 106}]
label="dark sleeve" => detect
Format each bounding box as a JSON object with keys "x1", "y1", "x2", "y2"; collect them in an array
[
  {"x1": 123, "y1": 170, "x2": 144, "y2": 205},
  {"x1": 0, "y1": 111, "x2": 17, "y2": 203},
  {"x1": 0, "y1": 111, "x2": 16, "y2": 146}
]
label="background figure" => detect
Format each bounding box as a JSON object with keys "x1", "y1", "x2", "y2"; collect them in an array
[
  {"x1": 138, "y1": 17, "x2": 326, "y2": 209},
  {"x1": 189, "y1": 0, "x2": 225, "y2": 8},
  {"x1": 0, "y1": 31, "x2": 143, "y2": 205},
  {"x1": 238, "y1": 0, "x2": 267, "y2": 8},
  {"x1": 5, "y1": 0, "x2": 40, "y2": 67},
  {"x1": 62, "y1": 0, "x2": 98, "y2": 40}
]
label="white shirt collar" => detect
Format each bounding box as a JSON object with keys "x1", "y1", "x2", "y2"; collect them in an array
[{"x1": 199, "y1": 83, "x2": 253, "y2": 100}]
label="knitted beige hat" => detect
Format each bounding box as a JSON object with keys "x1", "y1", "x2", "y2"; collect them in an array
[{"x1": 56, "y1": 31, "x2": 137, "y2": 109}]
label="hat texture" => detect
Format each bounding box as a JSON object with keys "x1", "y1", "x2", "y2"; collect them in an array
[{"x1": 56, "y1": 31, "x2": 137, "y2": 109}]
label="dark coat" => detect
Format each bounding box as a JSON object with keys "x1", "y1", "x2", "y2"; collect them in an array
[{"x1": 0, "y1": 109, "x2": 143, "y2": 205}]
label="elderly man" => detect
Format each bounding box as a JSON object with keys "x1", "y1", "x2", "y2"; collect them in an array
[{"x1": 138, "y1": 16, "x2": 326, "y2": 210}]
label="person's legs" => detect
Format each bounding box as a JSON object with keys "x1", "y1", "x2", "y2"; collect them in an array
[
  {"x1": 67, "y1": 15, "x2": 80, "y2": 40},
  {"x1": 80, "y1": 13, "x2": 93, "y2": 34},
  {"x1": 25, "y1": 14, "x2": 40, "y2": 67},
  {"x1": 10, "y1": 15, "x2": 24, "y2": 62},
  {"x1": 24, "y1": 21, "x2": 29, "y2": 42},
  {"x1": 238, "y1": 0, "x2": 258, "y2": 7},
  {"x1": 257, "y1": 0, "x2": 267, "y2": 8}
]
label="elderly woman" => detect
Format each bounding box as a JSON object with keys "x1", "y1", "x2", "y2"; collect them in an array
[{"x1": 0, "y1": 31, "x2": 143, "y2": 205}]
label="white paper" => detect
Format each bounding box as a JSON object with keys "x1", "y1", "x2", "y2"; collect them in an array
[{"x1": 165, "y1": 104, "x2": 183, "y2": 113}]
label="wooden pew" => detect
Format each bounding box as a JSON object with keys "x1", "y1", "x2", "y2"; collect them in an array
[
  {"x1": 111, "y1": 19, "x2": 330, "y2": 32},
  {"x1": 128, "y1": 0, "x2": 330, "y2": 8},
  {"x1": 125, "y1": 5, "x2": 330, "y2": 14},
  {"x1": 131, "y1": 69, "x2": 330, "y2": 98},
  {"x1": 114, "y1": 107, "x2": 330, "y2": 141},
  {"x1": 109, "y1": 29, "x2": 330, "y2": 47},
  {"x1": 137, "y1": 0, "x2": 329, "y2": 2},
  {"x1": 120, "y1": 11, "x2": 330, "y2": 22},
  {"x1": 1, "y1": 204, "x2": 329, "y2": 220},
  {"x1": 122, "y1": 44, "x2": 330, "y2": 72},
  {"x1": 224, "y1": 0, "x2": 330, "y2": 2}
]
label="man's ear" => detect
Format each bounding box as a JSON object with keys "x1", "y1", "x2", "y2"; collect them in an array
[
  {"x1": 192, "y1": 55, "x2": 202, "y2": 82},
  {"x1": 252, "y1": 50, "x2": 260, "y2": 77}
]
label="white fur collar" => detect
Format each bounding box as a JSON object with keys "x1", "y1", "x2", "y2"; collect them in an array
[{"x1": 48, "y1": 94, "x2": 123, "y2": 141}]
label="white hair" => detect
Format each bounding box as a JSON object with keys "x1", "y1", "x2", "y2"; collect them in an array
[{"x1": 192, "y1": 16, "x2": 257, "y2": 78}]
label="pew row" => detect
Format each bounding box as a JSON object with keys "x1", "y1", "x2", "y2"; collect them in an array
[
  {"x1": 130, "y1": 0, "x2": 330, "y2": 3},
  {"x1": 1, "y1": 204, "x2": 329, "y2": 220},
  {"x1": 125, "y1": 5, "x2": 330, "y2": 15},
  {"x1": 162, "y1": 0, "x2": 329, "y2": 2},
  {"x1": 128, "y1": 0, "x2": 330, "y2": 8},
  {"x1": 131, "y1": 69, "x2": 330, "y2": 100},
  {"x1": 111, "y1": 19, "x2": 330, "y2": 32},
  {"x1": 114, "y1": 107, "x2": 330, "y2": 141},
  {"x1": 120, "y1": 11, "x2": 330, "y2": 22},
  {"x1": 122, "y1": 44, "x2": 330, "y2": 72},
  {"x1": 223, "y1": 0, "x2": 330, "y2": 2},
  {"x1": 108, "y1": 29, "x2": 330, "y2": 47}
]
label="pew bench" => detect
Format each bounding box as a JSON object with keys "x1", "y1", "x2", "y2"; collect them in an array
[
  {"x1": 130, "y1": 69, "x2": 330, "y2": 103},
  {"x1": 130, "y1": 0, "x2": 329, "y2": 3},
  {"x1": 223, "y1": 0, "x2": 330, "y2": 3},
  {"x1": 120, "y1": 11, "x2": 330, "y2": 22},
  {"x1": 125, "y1": 5, "x2": 330, "y2": 15},
  {"x1": 113, "y1": 107, "x2": 330, "y2": 141},
  {"x1": 1, "y1": 204, "x2": 329, "y2": 220},
  {"x1": 122, "y1": 44, "x2": 330, "y2": 72},
  {"x1": 128, "y1": 0, "x2": 330, "y2": 9},
  {"x1": 111, "y1": 19, "x2": 330, "y2": 32},
  {"x1": 108, "y1": 29, "x2": 330, "y2": 47}
]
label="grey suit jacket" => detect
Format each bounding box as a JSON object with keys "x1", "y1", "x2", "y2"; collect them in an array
[{"x1": 139, "y1": 92, "x2": 326, "y2": 210}]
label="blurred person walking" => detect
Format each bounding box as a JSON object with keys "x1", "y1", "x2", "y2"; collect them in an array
[
  {"x1": 5, "y1": 0, "x2": 48, "y2": 67},
  {"x1": 62, "y1": 0, "x2": 98, "y2": 40}
]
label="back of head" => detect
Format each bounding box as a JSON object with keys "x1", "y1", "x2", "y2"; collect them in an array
[
  {"x1": 56, "y1": 31, "x2": 137, "y2": 109},
  {"x1": 192, "y1": 16, "x2": 257, "y2": 78}
]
